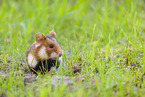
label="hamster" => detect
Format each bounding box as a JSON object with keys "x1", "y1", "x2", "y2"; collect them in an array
[{"x1": 25, "y1": 29, "x2": 63, "y2": 74}]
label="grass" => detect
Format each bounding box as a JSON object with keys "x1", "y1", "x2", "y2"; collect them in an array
[{"x1": 0, "y1": 0, "x2": 145, "y2": 96}]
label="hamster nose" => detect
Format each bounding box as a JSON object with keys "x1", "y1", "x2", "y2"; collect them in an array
[{"x1": 58, "y1": 51, "x2": 63, "y2": 57}]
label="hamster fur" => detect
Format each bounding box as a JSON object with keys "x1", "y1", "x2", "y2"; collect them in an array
[{"x1": 26, "y1": 29, "x2": 63, "y2": 74}]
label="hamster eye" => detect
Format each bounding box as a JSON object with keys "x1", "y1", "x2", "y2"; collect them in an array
[{"x1": 49, "y1": 44, "x2": 54, "y2": 48}]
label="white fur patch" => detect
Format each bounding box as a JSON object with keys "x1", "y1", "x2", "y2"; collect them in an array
[
  {"x1": 28, "y1": 53, "x2": 38, "y2": 67},
  {"x1": 58, "y1": 56, "x2": 62, "y2": 62},
  {"x1": 50, "y1": 52, "x2": 58, "y2": 58},
  {"x1": 38, "y1": 46, "x2": 49, "y2": 60},
  {"x1": 50, "y1": 66, "x2": 55, "y2": 71},
  {"x1": 35, "y1": 43, "x2": 40, "y2": 48}
]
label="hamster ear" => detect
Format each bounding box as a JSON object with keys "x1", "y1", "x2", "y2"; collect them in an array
[
  {"x1": 49, "y1": 29, "x2": 56, "y2": 38},
  {"x1": 35, "y1": 32, "x2": 46, "y2": 43}
]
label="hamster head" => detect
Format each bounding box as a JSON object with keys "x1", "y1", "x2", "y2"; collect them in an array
[{"x1": 35, "y1": 29, "x2": 63, "y2": 60}]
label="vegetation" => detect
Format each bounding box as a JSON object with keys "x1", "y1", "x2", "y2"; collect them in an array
[{"x1": 0, "y1": 0, "x2": 145, "y2": 96}]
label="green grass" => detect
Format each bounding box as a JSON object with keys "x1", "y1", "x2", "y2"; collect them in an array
[{"x1": 1, "y1": 0, "x2": 145, "y2": 96}]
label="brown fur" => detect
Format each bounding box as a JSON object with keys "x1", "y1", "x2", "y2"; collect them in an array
[
  {"x1": 26, "y1": 30, "x2": 63, "y2": 64},
  {"x1": 48, "y1": 29, "x2": 56, "y2": 38}
]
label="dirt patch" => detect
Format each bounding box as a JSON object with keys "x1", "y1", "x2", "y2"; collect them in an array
[
  {"x1": 23, "y1": 74, "x2": 37, "y2": 85},
  {"x1": 51, "y1": 75, "x2": 73, "y2": 85}
]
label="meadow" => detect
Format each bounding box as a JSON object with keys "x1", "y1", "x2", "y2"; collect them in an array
[{"x1": 0, "y1": 0, "x2": 145, "y2": 96}]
